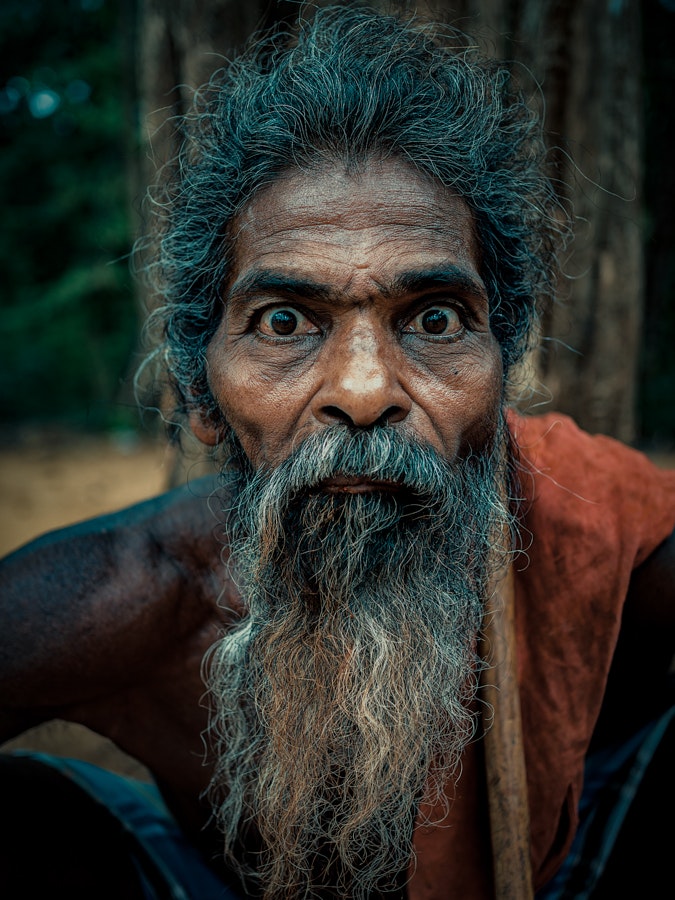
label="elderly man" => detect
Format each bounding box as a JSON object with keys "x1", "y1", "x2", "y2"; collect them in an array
[{"x1": 1, "y1": 7, "x2": 674, "y2": 899}]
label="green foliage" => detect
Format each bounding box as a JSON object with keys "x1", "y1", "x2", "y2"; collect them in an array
[{"x1": 0, "y1": 0, "x2": 139, "y2": 429}]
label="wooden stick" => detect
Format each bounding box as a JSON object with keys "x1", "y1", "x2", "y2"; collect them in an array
[{"x1": 480, "y1": 563, "x2": 534, "y2": 899}]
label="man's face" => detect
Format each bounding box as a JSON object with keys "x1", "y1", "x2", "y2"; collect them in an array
[{"x1": 195, "y1": 157, "x2": 503, "y2": 468}]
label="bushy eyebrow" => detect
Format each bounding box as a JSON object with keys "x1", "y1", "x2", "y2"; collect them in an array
[
  {"x1": 226, "y1": 264, "x2": 487, "y2": 310},
  {"x1": 392, "y1": 266, "x2": 488, "y2": 301},
  {"x1": 227, "y1": 271, "x2": 337, "y2": 306}
]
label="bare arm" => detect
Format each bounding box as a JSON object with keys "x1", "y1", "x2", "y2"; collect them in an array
[
  {"x1": 0, "y1": 475, "x2": 239, "y2": 759},
  {"x1": 624, "y1": 524, "x2": 675, "y2": 705},
  {"x1": 625, "y1": 526, "x2": 675, "y2": 628},
  {"x1": 592, "y1": 527, "x2": 675, "y2": 752}
]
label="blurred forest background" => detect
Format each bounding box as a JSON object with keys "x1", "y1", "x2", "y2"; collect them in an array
[{"x1": 2, "y1": 0, "x2": 675, "y2": 451}]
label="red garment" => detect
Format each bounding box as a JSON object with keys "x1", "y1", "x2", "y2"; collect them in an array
[{"x1": 409, "y1": 411, "x2": 675, "y2": 898}]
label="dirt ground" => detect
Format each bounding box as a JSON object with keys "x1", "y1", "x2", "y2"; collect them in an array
[{"x1": 1, "y1": 427, "x2": 673, "y2": 781}]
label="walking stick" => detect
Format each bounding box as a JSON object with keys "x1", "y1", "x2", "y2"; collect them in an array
[{"x1": 481, "y1": 563, "x2": 534, "y2": 899}]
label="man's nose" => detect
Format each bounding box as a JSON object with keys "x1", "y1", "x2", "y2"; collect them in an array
[{"x1": 312, "y1": 324, "x2": 412, "y2": 428}]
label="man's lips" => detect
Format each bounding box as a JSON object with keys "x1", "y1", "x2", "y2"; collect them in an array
[{"x1": 319, "y1": 476, "x2": 403, "y2": 494}]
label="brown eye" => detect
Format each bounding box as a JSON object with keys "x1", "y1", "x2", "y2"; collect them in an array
[
  {"x1": 405, "y1": 306, "x2": 462, "y2": 338},
  {"x1": 258, "y1": 306, "x2": 317, "y2": 337},
  {"x1": 269, "y1": 309, "x2": 297, "y2": 335},
  {"x1": 422, "y1": 309, "x2": 451, "y2": 334}
]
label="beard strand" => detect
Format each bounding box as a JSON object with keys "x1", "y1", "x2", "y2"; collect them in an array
[{"x1": 204, "y1": 423, "x2": 513, "y2": 899}]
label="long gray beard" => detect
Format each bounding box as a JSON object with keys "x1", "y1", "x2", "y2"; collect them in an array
[{"x1": 204, "y1": 424, "x2": 512, "y2": 899}]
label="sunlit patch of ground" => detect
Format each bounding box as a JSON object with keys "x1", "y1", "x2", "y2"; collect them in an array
[{"x1": 0, "y1": 428, "x2": 170, "y2": 557}]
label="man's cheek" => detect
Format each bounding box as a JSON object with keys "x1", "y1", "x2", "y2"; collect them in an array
[
  {"x1": 220, "y1": 408, "x2": 294, "y2": 471},
  {"x1": 461, "y1": 340, "x2": 504, "y2": 449}
]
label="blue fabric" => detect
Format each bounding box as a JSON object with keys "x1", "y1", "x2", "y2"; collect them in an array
[
  {"x1": 536, "y1": 705, "x2": 675, "y2": 899},
  {"x1": 18, "y1": 706, "x2": 671, "y2": 899},
  {"x1": 12, "y1": 751, "x2": 240, "y2": 900}
]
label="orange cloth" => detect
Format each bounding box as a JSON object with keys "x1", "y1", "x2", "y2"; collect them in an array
[{"x1": 409, "y1": 411, "x2": 675, "y2": 898}]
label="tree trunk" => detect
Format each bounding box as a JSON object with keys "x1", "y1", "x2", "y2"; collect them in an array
[{"x1": 515, "y1": 0, "x2": 644, "y2": 443}]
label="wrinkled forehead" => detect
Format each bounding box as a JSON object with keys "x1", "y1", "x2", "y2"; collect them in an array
[{"x1": 226, "y1": 157, "x2": 482, "y2": 290}]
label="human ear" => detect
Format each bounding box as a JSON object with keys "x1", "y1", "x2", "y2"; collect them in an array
[{"x1": 189, "y1": 408, "x2": 223, "y2": 446}]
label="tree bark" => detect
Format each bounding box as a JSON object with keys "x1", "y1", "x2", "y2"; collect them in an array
[{"x1": 515, "y1": 0, "x2": 644, "y2": 443}]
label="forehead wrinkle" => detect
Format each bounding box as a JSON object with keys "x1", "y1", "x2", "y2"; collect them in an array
[
  {"x1": 237, "y1": 176, "x2": 475, "y2": 238},
  {"x1": 232, "y1": 221, "x2": 478, "y2": 281},
  {"x1": 225, "y1": 161, "x2": 483, "y2": 312},
  {"x1": 240, "y1": 208, "x2": 473, "y2": 242}
]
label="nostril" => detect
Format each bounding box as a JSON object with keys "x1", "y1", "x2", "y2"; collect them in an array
[
  {"x1": 318, "y1": 403, "x2": 409, "y2": 429},
  {"x1": 319, "y1": 404, "x2": 408, "y2": 428},
  {"x1": 321, "y1": 405, "x2": 357, "y2": 426},
  {"x1": 377, "y1": 405, "x2": 407, "y2": 427}
]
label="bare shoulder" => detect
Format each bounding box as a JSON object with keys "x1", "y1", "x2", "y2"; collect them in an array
[
  {"x1": 626, "y1": 525, "x2": 675, "y2": 628},
  {"x1": 0, "y1": 475, "x2": 241, "y2": 748}
]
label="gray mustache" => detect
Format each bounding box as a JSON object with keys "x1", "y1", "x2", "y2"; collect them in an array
[{"x1": 258, "y1": 426, "x2": 453, "y2": 498}]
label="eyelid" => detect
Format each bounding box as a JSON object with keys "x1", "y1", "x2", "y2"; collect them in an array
[
  {"x1": 247, "y1": 300, "x2": 302, "y2": 323},
  {"x1": 404, "y1": 294, "x2": 468, "y2": 318},
  {"x1": 401, "y1": 299, "x2": 465, "y2": 329},
  {"x1": 253, "y1": 302, "x2": 322, "y2": 337}
]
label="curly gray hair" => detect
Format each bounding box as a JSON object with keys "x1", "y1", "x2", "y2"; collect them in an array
[{"x1": 140, "y1": 4, "x2": 567, "y2": 425}]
